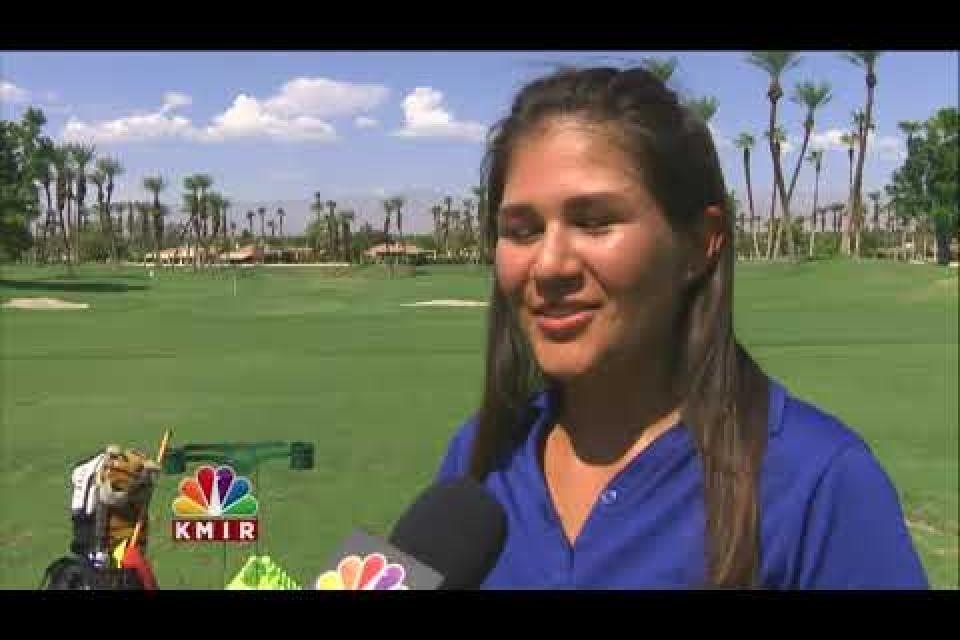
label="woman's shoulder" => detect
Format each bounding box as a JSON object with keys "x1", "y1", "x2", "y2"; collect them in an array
[
  {"x1": 764, "y1": 380, "x2": 928, "y2": 588},
  {"x1": 435, "y1": 413, "x2": 480, "y2": 480},
  {"x1": 435, "y1": 390, "x2": 551, "y2": 482},
  {"x1": 766, "y1": 379, "x2": 873, "y2": 468},
  {"x1": 763, "y1": 379, "x2": 904, "y2": 518}
]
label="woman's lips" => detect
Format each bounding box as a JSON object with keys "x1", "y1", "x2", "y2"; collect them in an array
[{"x1": 533, "y1": 308, "x2": 596, "y2": 335}]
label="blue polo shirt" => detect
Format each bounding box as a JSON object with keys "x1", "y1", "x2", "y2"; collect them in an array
[{"x1": 435, "y1": 379, "x2": 929, "y2": 589}]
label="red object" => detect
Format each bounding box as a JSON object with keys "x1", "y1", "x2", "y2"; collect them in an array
[{"x1": 121, "y1": 544, "x2": 158, "y2": 590}]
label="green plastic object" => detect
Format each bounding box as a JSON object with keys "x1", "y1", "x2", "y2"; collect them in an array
[
  {"x1": 290, "y1": 442, "x2": 314, "y2": 470},
  {"x1": 162, "y1": 441, "x2": 315, "y2": 475},
  {"x1": 225, "y1": 555, "x2": 302, "y2": 590}
]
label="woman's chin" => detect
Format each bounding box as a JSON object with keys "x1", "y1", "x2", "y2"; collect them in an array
[{"x1": 536, "y1": 353, "x2": 599, "y2": 383}]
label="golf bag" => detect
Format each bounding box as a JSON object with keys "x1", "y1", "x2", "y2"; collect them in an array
[
  {"x1": 69, "y1": 446, "x2": 160, "y2": 556},
  {"x1": 41, "y1": 446, "x2": 160, "y2": 590},
  {"x1": 40, "y1": 556, "x2": 144, "y2": 590}
]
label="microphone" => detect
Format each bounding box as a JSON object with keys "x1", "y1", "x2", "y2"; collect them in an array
[{"x1": 314, "y1": 478, "x2": 507, "y2": 590}]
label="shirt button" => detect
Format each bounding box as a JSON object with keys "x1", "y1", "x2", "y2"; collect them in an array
[{"x1": 600, "y1": 488, "x2": 619, "y2": 505}]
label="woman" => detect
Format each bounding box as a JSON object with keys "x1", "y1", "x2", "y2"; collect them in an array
[{"x1": 435, "y1": 66, "x2": 928, "y2": 589}]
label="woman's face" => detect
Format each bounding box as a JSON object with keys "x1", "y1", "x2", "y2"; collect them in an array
[{"x1": 496, "y1": 118, "x2": 694, "y2": 382}]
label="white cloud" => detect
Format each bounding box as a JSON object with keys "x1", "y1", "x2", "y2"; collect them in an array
[
  {"x1": 393, "y1": 87, "x2": 486, "y2": 142},
  {"x1": 809, "y1": 128, "x2": 904, "y2": 161},
  {"x1": 199, "y1": 94, "x2": 337, "y2": 142},
  {"x1": 161, "y1": 91, "x2": 192, "y2": 112},
  {"x1": 1, "y1": 81, "x2": 29, "y2": 103},
  {"x1": 810, "y1": 128, "x2": 853, "y2": 152},
  {"x1": 264, "y1": 77, "x2": 388, "y2": 118},
  {"x1": 57, "y1": 76, "x2": 388, "y2": 144},
  {"x1": 355, "y1": 116, "x2": 380, "y2": 129},
  {"x1": 62, "y1": 110, "x2": 195, "y2": 144},
  {"x1": 871, "y1": 134, "x2": 906, "y2": 161}
]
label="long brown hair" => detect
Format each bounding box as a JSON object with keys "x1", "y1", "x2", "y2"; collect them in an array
[{"x1": 467, "y1": 66, "x2": 770, "y2": 588}]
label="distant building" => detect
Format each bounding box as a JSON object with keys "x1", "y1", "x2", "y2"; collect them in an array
[{"x1": 364, "y1": 242, "x2": 436, "y2": 263}]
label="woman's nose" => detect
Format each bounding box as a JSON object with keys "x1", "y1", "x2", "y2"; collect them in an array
[{"x1": 531, "y1": 224, "x2": 582, "y2": 293}]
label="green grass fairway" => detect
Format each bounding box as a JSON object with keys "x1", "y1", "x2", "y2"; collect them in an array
[{"x1": 2, "y1": 260, "x2": 957, "y2": 589}]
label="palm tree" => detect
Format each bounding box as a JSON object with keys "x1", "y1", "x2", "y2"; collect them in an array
[
  {"x1": 207, "y1": 192, "x2": 223, "y2": 239},
  {"x1": 325, "y1": 200, "x2": 338, "y2": 261},
  {"x1": 381, "y1": 198, "x2": 393, "y2": 271},
  {"x1": 277, "y1": 207, "x2": 285, "y2": 242},
  {"x1": 840, "y1": 130, "x2": 857, "y2": 194},
  {"x1": 787, "y1": 80, "x2": 832, "y2": 205},
  {"x1": 431, "y1": 204, "x2": 443, "y2": 257},
  {"x1": 311, "y1": 193, "x2": 325, "y2": 256},
  {"x1": 257, "y1": 207, "x2": 266, "y2": 242},
  {"x1": 67, "y1": 143, "x2": 96, "y2": 264},
  {"x1": 221, "y1": 197, "x2": 231, "y2": 239},
  {"x1": 764, "y1": 125, "x2": 787, "y2": 258},
  {"x1": 135, "y1": 201, "x2": 152, "y2": 264},
  {"x1": 734, "y1": 132, "x2": 760, "y2": 259},
  {"x1": 844, "y1": 51, "x2": 883, "y2": 258},
  {"x1": 868, "y1": 191, "x2": 882, "y2": 232},
  {"x1": 747, "y1": 51, "x2": 803, "y2": 259},
  {"x1": 848, "y1": 110, "x2": 876, "y2": 255},
  {"x1": 94, "y1": 157, "x2": 123, "y2": 264},
  {"x1": 89, "y1": 167, "x2": 107, "y2": 234},
  {"x1": 472, "y1": 185, "x2": 489, "y2": 264},
  {"x1": 193, "y1": 174, "x2": 213, "y2": 266},
  {"x1": 179, "y1": 175, "x2": 204, "y2": 269},
  {"x1": 831, "y1": 202, "x2": 845, "y2": 237},
  {"x1": 268, "y1": 219, "x2": 276, "y2": 239},
  {"x1": 685, "y1": 96, "x2": 719, "y2": 123},
  {"x1": 807, "y1": 150, "x2": 824, "y2": 258},
  {"x1": 392, "y1": 196, "x2": 406, "y2": 266},
  {"x1": 143, "y1": 176, "x2": 166, "y2": 269},
  {"x1": 462, "y1": 198, "x2": 476, "y2": 261},
  {"x1": 246, "y1": 210, "x2": 255, "y2": 237},
  {"x1": 206, "y1": 192, "x2": 224, "y2": 263},
  {"x1": 641, "y1": 56, "x2": 679, "y2": 84},
  {"x1": 34, "y1": 140, "x2": 55, "y2": 251},
  {"x1": 839, "y1": 127, "x2": 861, "y2": 254},
  {"x1": 340, "y1": 209, "x2": 355, "y2": 264},
  {"x1": 443, "y1": 195, "x2": 453, "y2": 259},
  {"x1": 50, "y1": 145, "x2": 74, "y2": 271}
]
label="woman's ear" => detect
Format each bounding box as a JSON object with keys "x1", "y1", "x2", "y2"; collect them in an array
[
  {"x1": 685, "y1": 205, "x2": 726, "y2": 284},
  {"x1": 703, "y1": 205, "x2": 726, "y2": 265}
]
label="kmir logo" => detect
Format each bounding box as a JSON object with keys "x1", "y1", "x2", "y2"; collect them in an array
[{"x1": 171, "y1": 465, "x2": 259, "y2": 542}]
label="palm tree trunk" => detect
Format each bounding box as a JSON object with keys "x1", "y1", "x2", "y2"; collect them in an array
[
  {"x1": 808, "y1": 169, "x2": 820, "y2": 259},
  {"x1": 851, "y1": 84, "x2": 875, "y2": 260},
  {"x1": 743, "y1": 149, "x2": 760, "y2": 260},
  {"x1": 786, "y1": 126, "x2": 811, "y2": 205},
  {"x1": 766, "y1": 183, "x2": 778, "y2": 260},
  {"x1": 397, "y1": 209, "x2": 404, "y2": 267},
  {"x1": 57, "y1": 197, "x2": 72, "y2": 273},
  {"x1": 842, "y1": 149, "x2": 854, "y2": 255},
  {"x1": 769, "y1": 113, "x2": 795, "y2": 260}
]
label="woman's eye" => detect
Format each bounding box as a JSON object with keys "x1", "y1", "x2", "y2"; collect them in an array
[
  {"x1": 577, "y1": 216, "x2": 614, "y2": 233},
  {"x1": 499, "y1": 220, "x2": 541, "y2": 241}
]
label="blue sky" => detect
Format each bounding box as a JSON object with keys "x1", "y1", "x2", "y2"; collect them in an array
[{"x1": 2, "y1": 51, "x2": 957, "y2": 233}]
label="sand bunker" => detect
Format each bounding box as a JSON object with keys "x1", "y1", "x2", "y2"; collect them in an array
[
  {"x1": 2, "y1": 297, "x2": 90, "y2": 310},
  {"x1": 402, "y1": 299, "x2": 488, "y2": 308}
]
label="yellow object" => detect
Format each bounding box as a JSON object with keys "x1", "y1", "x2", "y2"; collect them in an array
[{"x1": 112, "y1": 539, "x2": 128, "y2": 568}]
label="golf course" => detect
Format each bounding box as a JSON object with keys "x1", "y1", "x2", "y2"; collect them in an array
[{"x1": 1, "y1": 260, "x2": 957, "y2": 589}]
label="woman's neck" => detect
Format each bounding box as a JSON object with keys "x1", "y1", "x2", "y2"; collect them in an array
[{"x1": 553, "y1": 346, "x2": 684, "y2": 466}]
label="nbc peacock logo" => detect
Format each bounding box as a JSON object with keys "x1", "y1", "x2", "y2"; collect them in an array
[
  {"x1": 171, "y1": 465, "x2": 259, "y2": 542},
  {"x1": 315, "y1": 553, "x2": 409, "y2": 590}
]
